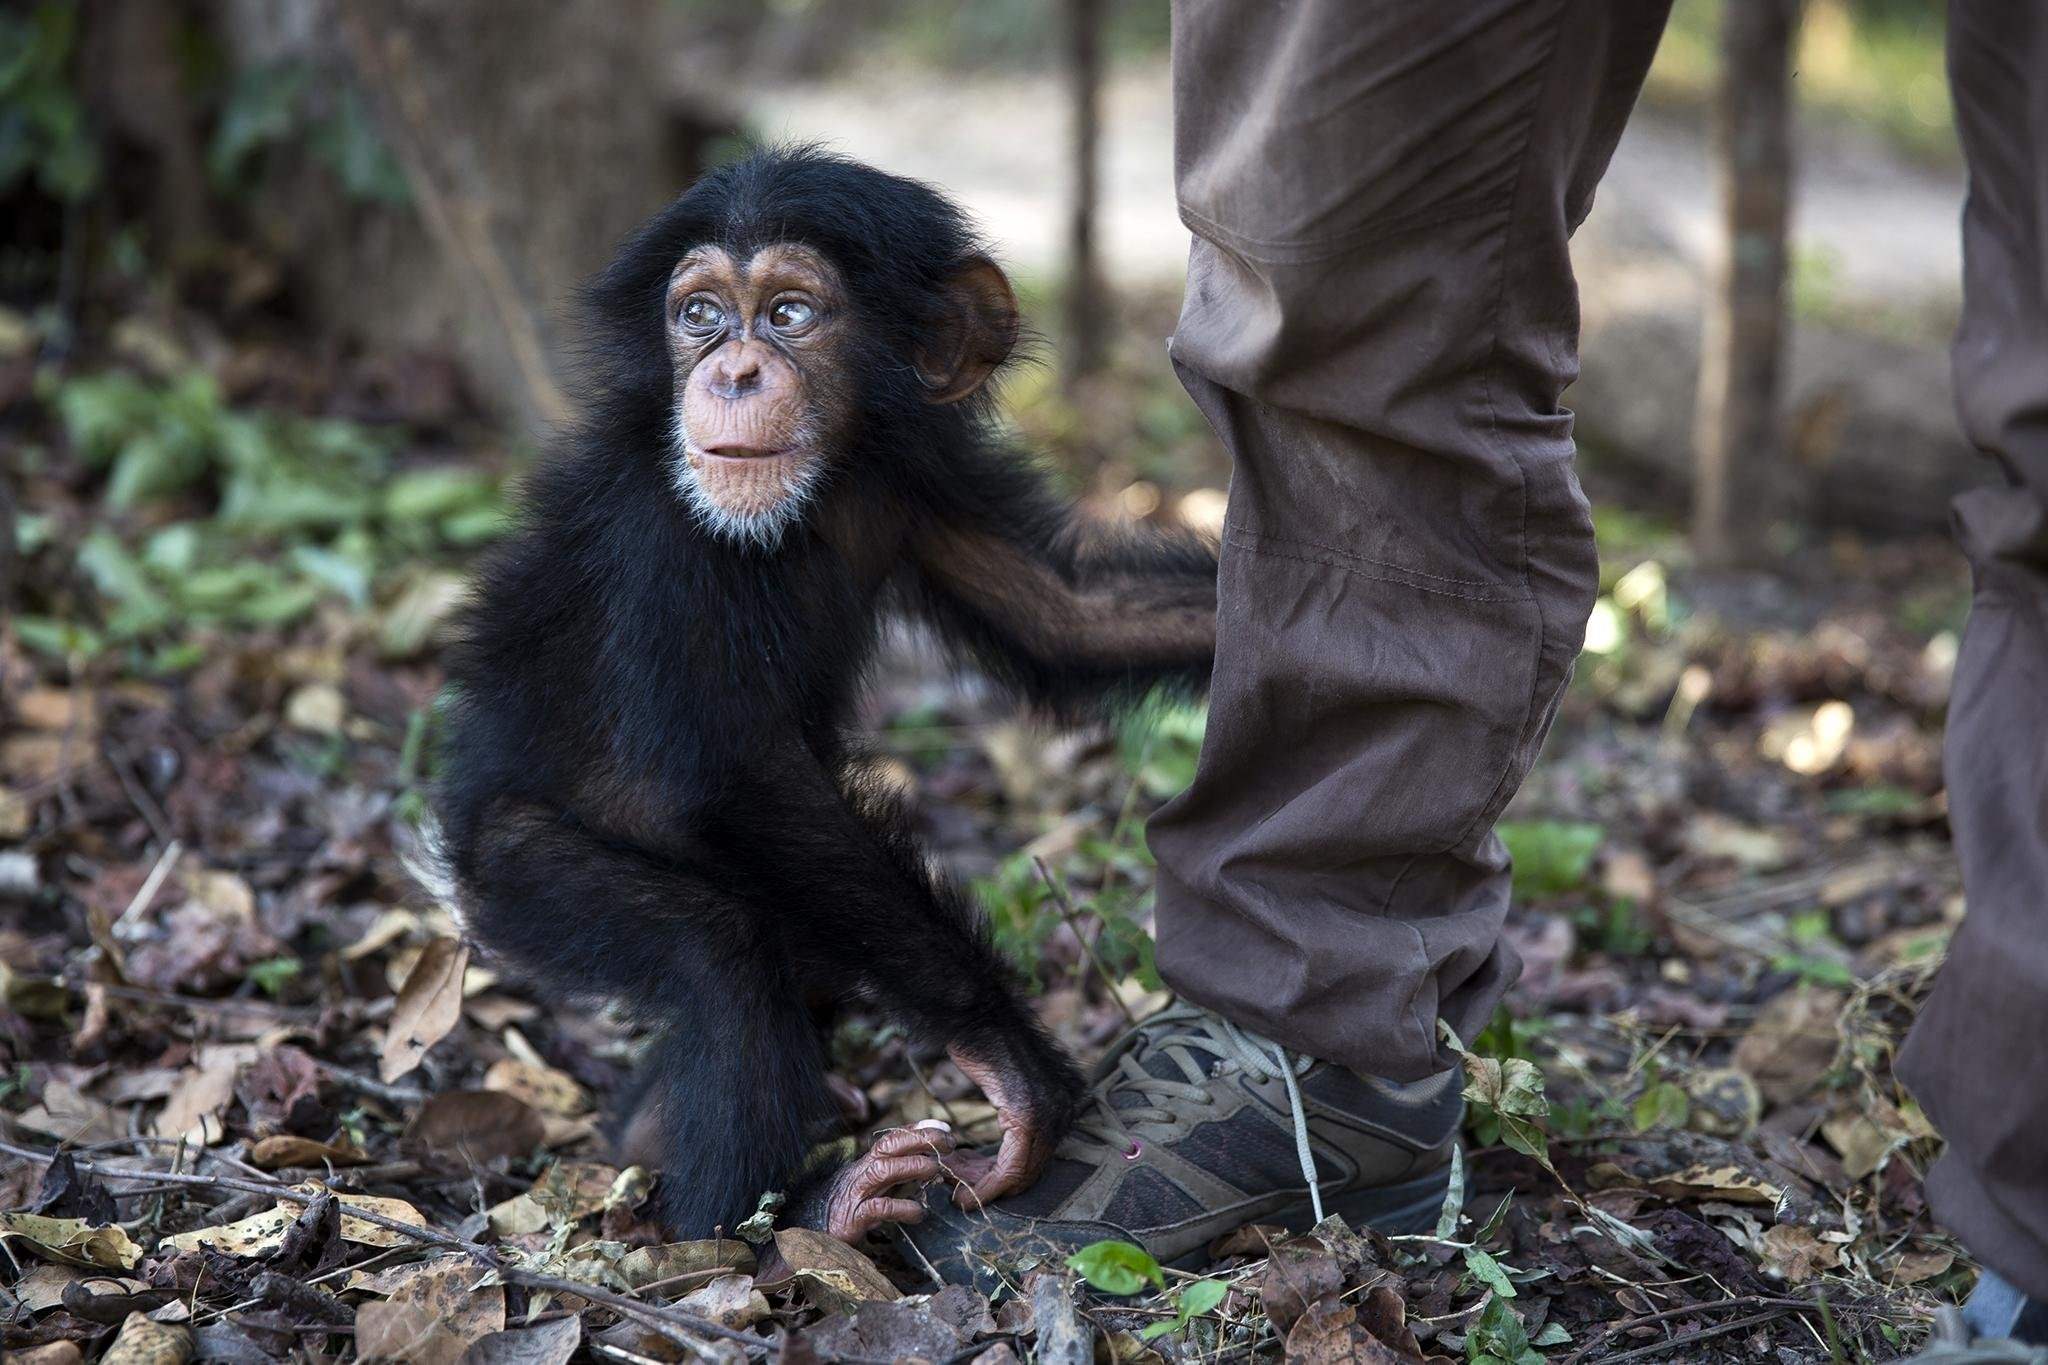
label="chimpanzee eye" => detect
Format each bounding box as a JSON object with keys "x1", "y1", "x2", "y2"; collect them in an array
[
  {"x1": 680, "y1": 296, "x2": 724, "y2": 331},
  {"x1": 769, "y1": 299, "x2": 816, "y2": 332}
]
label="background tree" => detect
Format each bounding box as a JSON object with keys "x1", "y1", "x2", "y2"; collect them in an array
[{"x1": 1690, "y1": 0, "x2": 1800, "y2": 564}]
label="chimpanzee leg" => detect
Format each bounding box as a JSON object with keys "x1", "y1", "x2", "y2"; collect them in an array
[{"x1": 464, "y1": 800, "x2": 832, "y2": 1236}]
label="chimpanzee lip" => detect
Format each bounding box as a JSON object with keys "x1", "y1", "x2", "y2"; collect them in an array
[{"x1": 690, "y1": 444, "x2": 799, "y2": 464}]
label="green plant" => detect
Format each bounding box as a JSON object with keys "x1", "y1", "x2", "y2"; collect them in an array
[
  {"x1": 210, "y1": 61, "x2": 406, "y2": 203},
  {"x1": 0, "y1": 2, "x2": 99, "y2": 201},
  {"x1": 1496, "y1": 821, "x2": 1604, "y2": 900}
]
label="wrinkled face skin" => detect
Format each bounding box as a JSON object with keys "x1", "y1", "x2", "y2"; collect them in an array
[{"x1": 666, "y1": 243, "x2": 853, "y2": 547}]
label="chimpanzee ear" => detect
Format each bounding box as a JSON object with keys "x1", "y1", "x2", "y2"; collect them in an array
[{"x1": 915, "y1": 256, "x2": 1020, "y2": 404}]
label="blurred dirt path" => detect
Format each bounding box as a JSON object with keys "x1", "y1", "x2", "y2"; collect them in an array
[{"x1": 750, "y1": 62, "x2": 1963, "y2": 310}]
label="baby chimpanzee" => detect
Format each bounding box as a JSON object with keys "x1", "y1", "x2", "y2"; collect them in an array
[{"x1": 434, "y1": 148, "x2": 1217, "y2": 1240}]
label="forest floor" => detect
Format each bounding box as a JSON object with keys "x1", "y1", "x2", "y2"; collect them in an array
[{"x1": 0, "y1": 264, "x2": 1979, "y2": 1364}]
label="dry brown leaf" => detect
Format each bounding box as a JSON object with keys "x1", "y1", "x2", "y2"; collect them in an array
[
  {"x1": 1821, "y1": 1110, "x2": 1898, "y2": 1180},
  {"x1": 98, "y1": 1312, "x2": 191, "y2": 1365},
  {"x1": 10, "y1": 1342, "x2": 84, "y2": 1365},
  {"x1": 457, "y1": 1316, "x2": 582, "y2": 1365},
  {"x1": 676, "y1": 1273, "x2": 770, "y2": 1329},
  {"x1": 0, "y1": 1212, "x2": 144, "y2": 1269},
  {"x1": 406, "y1": 1089, "x2": 547, "y2": 1164},
  {"x1": 14, "y1": 1080, "x2": 125, "y2": 1146},
  {"x1": 1732, "y1": 985, "x2": 1845, "y2": 1105},
  {"x1": 381, "y1": 936, "x2": 468, "y2": 1083},
  {"x1": 481, "y1": 1057, "x2": 587, "y2": 1116},
  {"x1": 12, "y1": 687, "x2": 97, "y2": 735},
  {"x1": 152, "y1": 1054, "x2": 244, "y2": 1146},
  {"x1": 1892, "y1": 1248, "x2": 1957, "y2": 1285},
  {"x1": 161, "y1": 1190, "x2": 426, "y2": 1256},
  {"x1": 245, "y1": 1134, "x2": 371, "y2": 1170},
  {"x1": 1282, "y1": 1298, "x2": 1412, "y2": 1364},
  {"x1": 356, "y1": 1260, "x2": 504, "y2": 1365},
  {"x1": 774, "y1": 1226, "x2": 899, "y2": 1309},
  {"x1": 617, "y1": 1239, "x2": 757, "y2": 1290},
  {"x1": 283, "y1": 682, "x2": 347, "y2": 735},
  {"x1": 1760, "y1": 1224, "x2": 1841, "y2": 1283}
]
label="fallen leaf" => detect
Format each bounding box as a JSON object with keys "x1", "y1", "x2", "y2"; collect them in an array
[
  {"x1": 774, "y1": 1227, "x2": 899, "y2": 1310},
  {"x1": 0, "y1": 1211, "x2": 144, "y2": 1269},
  {"x1": 481, "y1": 1057, "x2": 587, "y2": 1116},
  {"x1": 14, "y1": 1081, "x2": 125, "y2": 1146},
  {"x1": 616, "y1": 1239, "x2": 757, "y2": 1289},
  {"x1": 1760, "y1": 1224, "x2": 1841, "y2": 1283},
  {"x1": 356, "y1": 1260, "x2": 504, "y2": 1365},
  {"x1": 1732, "y1": 985, "x2": 1844, "y2": 1105},
  {"x1": 98, "y1": 1311, "x2": 191, "y2": 1365},
  {"x1": 1893, "y1": 1248, "x2": 1956, "y2": 1285},
  {"x1": 284, "y1": 682, "x2": 347, "y2": 735},
  {"x1": 676, "y1": 1273, "x2": 770, "y2": 1328},
  {"x1": 1282, "y1": 1298, "x2": 1411, "y2": 1364},
  {"x1": 457, "y1": 1316, "x2": 581, "y2": 1365},
  {"x1": 161, "y1": 1190, "x2": 425, "y2": 1256},
  {"x1": 245, "y1": 1135, "x2": 370, "y2": 1169},
  {"x1": 381, "y1": 936, "x2": 468, "y2": 1083},
  {"x1": 152, "y1": 1054, "x2": 243, "y2": 1146},
  {"x1": 406, "y1": 1089, "x2": 547, "y2": 1164}
]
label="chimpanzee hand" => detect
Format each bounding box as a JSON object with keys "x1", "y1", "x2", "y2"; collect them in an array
[
  {"x1": 944, "y1": 1039, "x2": 1081, "y2": 1211},
  {"x1": 806, "y1": 1121, "x2": 958, "y2": 1242}
]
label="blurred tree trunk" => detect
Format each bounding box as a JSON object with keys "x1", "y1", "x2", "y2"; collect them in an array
[
  {"x1": 1691, "y1": 0, "x2": 1799, "y2": 565},
  {"x1": 215, "y1": 0, "x2": 711, "y2": 431},
  {"x1": 1063, "y1": 0, "x2": 1107, "y2": 388}
]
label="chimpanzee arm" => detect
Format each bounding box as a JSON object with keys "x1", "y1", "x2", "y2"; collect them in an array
[{"x1": 904, "y1": 456, "x2": 1218, "y2": 717}]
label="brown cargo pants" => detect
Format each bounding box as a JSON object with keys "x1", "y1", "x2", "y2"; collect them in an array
[
  {"x1": 1150, "y1": 0, "x2": 1672, "y2": 1080},
  {"x1": 1151, "y1": 0, "x2": 2048, "y2": 1301},
  {"x1": 1896, "y1": 2, "x2": 2048, "y2": 1304}
]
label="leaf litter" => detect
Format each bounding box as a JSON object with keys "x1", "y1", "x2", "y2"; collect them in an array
[{"x1": 0, "y1": 294, "x2": 1981, "y2": 1360}]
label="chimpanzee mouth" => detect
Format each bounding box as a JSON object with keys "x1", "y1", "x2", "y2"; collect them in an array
[{"x1": 688, "y1": 444, "x2": 799, "y2": 465}]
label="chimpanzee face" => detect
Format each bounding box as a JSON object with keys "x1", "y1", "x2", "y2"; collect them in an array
[
  {"x1": 665, "y1": 243, "x2": 1019, "y2": 549},
  {"x1": 665, "y1": 243, "x2": 853, "y2": 548}
]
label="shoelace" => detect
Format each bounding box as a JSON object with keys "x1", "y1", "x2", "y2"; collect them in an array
[{"x1": 1066, "y1": 1005, "x2": 1328, "y2": 1222}]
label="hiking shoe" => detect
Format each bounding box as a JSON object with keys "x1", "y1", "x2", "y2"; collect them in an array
[{"x1": 899, "y1": 1003, "x2": 1459, "y2": 1287}]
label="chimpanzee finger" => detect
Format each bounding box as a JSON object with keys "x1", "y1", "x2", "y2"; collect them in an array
[
  {"x1": 851, "y1": 1196, "x2": 929, "y2": 1234},
  {"x1": 871, "y1": 1123, "x2": 957, "y2": 1159},
  {"x1": 953, "y1": 1132, "x2": 1040, "y2": 1211},
  {"x1": 857, "y1": 1152, "x2": 946, "y2": 1193}
]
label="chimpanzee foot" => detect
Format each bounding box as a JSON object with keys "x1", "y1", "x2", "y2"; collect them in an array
[{"x1": 818, "y1": 1121, "x2": 957, "y2": 1242}]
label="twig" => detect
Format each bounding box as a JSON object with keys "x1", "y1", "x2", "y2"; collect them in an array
[
  {"x1": 104, "y1": 743, "x2": 174, "y2": 849},
  {"x1": 0, "y1": 1139, "x2": 907, "y2": 1363},
  {"x1": 1032, "y1": 857, "x2": 1138, "y2": 1029},
  {"x1": 114, "y1": 839, "x2": 181, "y2": 930},
  {"x1": 1584, "y1": 1308, "x2": 1793, "y2": 1363},
  {"x1": 312, "y1": 1059, "x2": 429, "y2": 1107}
]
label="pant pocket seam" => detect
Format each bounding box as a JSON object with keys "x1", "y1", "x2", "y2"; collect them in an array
[
  {"x1": 1228, "y1": 527, "x2": 1529, "y2": 602},
  {"x1": 1178, "y1": 194, "x2": 1513, "y2": 268}
]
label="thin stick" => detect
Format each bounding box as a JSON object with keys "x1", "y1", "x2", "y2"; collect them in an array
[
  {"x1": 115, "y1": 839, "x2": 181, "y2": 929},
  {"x1": 1033, "y1": 857, "x2": 1138, "y2": 1029},
  {"x1": 0, "y1": 1139, "x2": 909, "y2": 1363}
]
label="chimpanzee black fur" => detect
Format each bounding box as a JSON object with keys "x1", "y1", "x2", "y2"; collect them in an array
[{"x1": 434, "y1": 148, "x2": 1217, "y2": 1235}]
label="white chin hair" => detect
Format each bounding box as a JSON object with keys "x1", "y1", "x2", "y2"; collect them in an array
[{"x1": 669, "y1": 445, "x2": 819, "y2": 550}]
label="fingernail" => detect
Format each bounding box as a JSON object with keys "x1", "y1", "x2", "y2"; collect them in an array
[{"x1": 915, "y1": 1119, "x2": 953, "y2": 1132}]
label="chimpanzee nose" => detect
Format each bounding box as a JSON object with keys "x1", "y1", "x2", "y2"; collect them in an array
[{"x1": 707, "y1": 347, "x2": 764, "y2": 400}]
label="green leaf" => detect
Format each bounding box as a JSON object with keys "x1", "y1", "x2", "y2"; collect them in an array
[
  {"x1": 384, "y1": 466, "x2": 499, "y2": 525},
  {"x1": 1631, "y1": 1080, "x2": 1690, "y2": 1132},
  {"x1": 1531, "y1": 1322, "x2": 1572, "y2": 1347},
  {"x1": 1137, "y1": 1278, "x2": 1227, "y2": 1341},
  {"x1": 1496, "y1": 821, "x2": 1604, "y2": 899},
  {"x1": 1463, "y1": 1247, "x2": 1516, "y2": 1299},
  {"x1": 13, "y1": 616, "x2": 103, "y2": 661},
  {"x1": 1066, "y1": 1239, "x2": 1163, "y2": 1296},
  {"x1": 246, "y1": 956, "x2": 302, "y2": 997}
]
